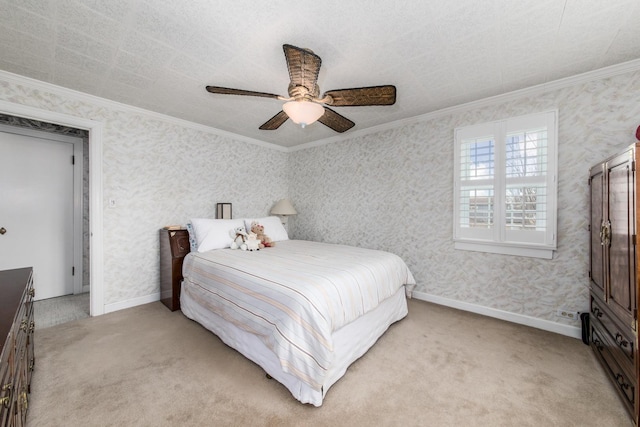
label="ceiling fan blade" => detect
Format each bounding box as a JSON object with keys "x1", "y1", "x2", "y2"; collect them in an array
[
  {"x1": 323, "y1": 85, "x2": 396, "y2": 106},
  {"x1": 206, "y1": 86, "x2": 281, "y2": 99},
  {"x1": 283, "y1": 44, "x2": 322, "y2": 95},
  {"x1": 259, "y1": 110, "x2": 289, "y2": 130},
  {"x1": 318, "y1": 107, "x2": 355, "y2": 133}
]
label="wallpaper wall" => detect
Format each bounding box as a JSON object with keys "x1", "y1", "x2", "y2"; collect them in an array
[
  {"x1": 288, "y1": 69, "x2": 640, "y2": 327},
  {"x1": 0, "y1": 77, "x2": 289, "y2": 306},
  {"x1": 1, "y1": 67, "x2": 639, "y2": 330}
]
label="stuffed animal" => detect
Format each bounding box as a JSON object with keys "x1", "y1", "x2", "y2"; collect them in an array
[
  {"x1": 229, "y1": 226, "x2": 248, "y2": 250},
  {"x1": 245, "y1": 232, "x2": 261, "y2": 251},
  {"x1": 251, "y1": 221, "x2": 274, "y2": 248}
]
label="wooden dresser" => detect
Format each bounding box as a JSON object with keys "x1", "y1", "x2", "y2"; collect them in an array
[
  {"x1": 159, "y1": 228, "x2": 190, "y2": 311},
  {"x1": 0, "y1": 268, "x2": 35, "y2": 427},
  {"x1": 589, "y1": 143, "x2": 639, "y2": 425}
]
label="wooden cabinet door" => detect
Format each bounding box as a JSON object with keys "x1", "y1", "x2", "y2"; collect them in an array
[
  {"x1": 606, "y1": 150, "x2": 636, "y2": 326},
  {"x1": 590, "y1": 163, "x2": 606, "y2": 298}
]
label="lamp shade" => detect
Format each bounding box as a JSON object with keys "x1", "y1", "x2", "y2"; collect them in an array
[
  {"x1": 282, "y1": 101, "x2": 324, "y2": 128},
  {"x1": 271, "y1": 199, "x2": 297, "y2": 216}
]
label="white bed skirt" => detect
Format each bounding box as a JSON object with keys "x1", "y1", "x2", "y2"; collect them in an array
[{"x1": 180, "y1": 283, "x2": 409, "y2": 406}]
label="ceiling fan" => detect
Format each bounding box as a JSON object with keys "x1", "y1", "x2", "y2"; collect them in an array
[{"x1": 205, "y1": 44, "x2": 396, "y2": 133}]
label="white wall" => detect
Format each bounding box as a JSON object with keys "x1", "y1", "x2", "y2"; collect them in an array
[
  {"x1": 2, "y1": 64, "x2": 640, "y2": 335},
  {"x1": 288, "y1": 66, "x2": 640, "y2": 333}
]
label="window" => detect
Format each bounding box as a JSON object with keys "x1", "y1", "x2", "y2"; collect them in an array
[{"x1": 453, "y1": 111, "x2": 557, "y2": 259}]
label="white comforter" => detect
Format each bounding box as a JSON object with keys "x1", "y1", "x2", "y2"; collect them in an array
[{"x1": 181, "y1": 240, "x2": 416, "y2": 392}]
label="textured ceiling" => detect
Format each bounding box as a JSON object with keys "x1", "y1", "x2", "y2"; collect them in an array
[{"x1": 1, "y1": 0, "x2": 639, "y2": 147}]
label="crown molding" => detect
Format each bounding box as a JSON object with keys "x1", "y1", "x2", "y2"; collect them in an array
[
  {"x1": 290, "y1": 58, "x2": 640, "y2": 152},
  {"x1": 0, "y1": 70, "x2": 288, "y2": 153},
  {"x1": 3, "y1": 57, "x2": 640, "y2": 154}
]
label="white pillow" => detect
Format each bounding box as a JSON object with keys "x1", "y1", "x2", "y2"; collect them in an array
[
  {"x1": 244, "y1": 216, "x2": 289, "y2": 242},
  {"x1": 185, "y1": 222, "x2": 198, "y2": 252},
  {"x1": 190, "y1": 218, "x2": 245, "y2": 252}
]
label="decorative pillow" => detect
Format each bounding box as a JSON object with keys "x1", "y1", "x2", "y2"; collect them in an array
[
  {"x1": 185, "y1": 222, "x2": 198, "y2": 252},
  {"x1": 244, "y1": 216, "x2": 289, "y2": 242},
  {"x1": 190, "y1": 218, "x2": 245, "y2": 252}
]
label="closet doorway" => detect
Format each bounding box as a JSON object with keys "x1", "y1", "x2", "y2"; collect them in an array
[
  {"x1": 0, "y1": 124, "x2": 84, "y2": 300},
  {"x1": 0, "y1": 101, "x2": 104, "y2": 318}
]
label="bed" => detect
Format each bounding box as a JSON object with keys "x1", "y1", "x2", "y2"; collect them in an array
[{"x1": 179, "y1": 217, "x2": 416, "y2": 406}]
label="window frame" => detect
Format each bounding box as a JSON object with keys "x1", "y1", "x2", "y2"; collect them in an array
[{"x1": 453, "y1": 110, "x2": 558, "y2": 259}]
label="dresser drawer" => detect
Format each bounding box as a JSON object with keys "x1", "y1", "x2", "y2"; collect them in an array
[
  {"x1": 591, "y1": 324, "x2": 636, "y2": 410},
  {"x1": 169, "y1": 230, "x2": 190, "y2": 258},
  {"x1": 0, "y1": 268, "x2": 34, "y2": 426},
  {"x1": 0, "y1": 358, "x2": 10, "y2": 415},
  {"x1": 590, "y1": 295, "x2": 636, "y2": 367}
]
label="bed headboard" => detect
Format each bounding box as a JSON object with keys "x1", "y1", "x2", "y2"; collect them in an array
[{"x1": 159, "y1": 228, "x2": 191, "y2": 311}]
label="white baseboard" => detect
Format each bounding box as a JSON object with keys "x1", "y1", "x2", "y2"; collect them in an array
[
  {"x1": 101, "y1": 290, "x2": 582, "y2": 339},
  {"x1": 412, "y1": 291, "x2": 582, "y2": 340},
  {"x1": 104, "y1": 292, "x2": 160, "y2": 314}
]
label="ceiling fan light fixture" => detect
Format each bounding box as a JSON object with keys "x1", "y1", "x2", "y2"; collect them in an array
[{"x1": 283, "y1": 101, "x2": 324, "y2": 128}]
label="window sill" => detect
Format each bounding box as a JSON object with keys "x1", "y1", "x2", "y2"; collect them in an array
[{"x1": 454, "y1": 240, "x2": 555, "y2": 259}]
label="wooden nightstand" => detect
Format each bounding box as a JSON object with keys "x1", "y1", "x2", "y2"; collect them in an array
[{"x1": 159, "y1": 228, "x2": 190, "y2": 311}]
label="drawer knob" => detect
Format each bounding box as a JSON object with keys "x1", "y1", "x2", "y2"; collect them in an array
[
  {"x1": 20, "y1": 391, "x2": 28, "y2": 411},
  {"x1": 615, "y1": 333, "x2": 629, "y2": 348},
  {"x1": 20, "y1": 320, "x2": 28, "y2": 332},
  {"x1": 615, "y1": 373, "x2": 630, "y2": 390},
  {"x1": 1, "y1": 383, "x2": 12, "y2": 408},
  {"x1": 593, "y1": 338, "x2": 604, "y2": 352}
]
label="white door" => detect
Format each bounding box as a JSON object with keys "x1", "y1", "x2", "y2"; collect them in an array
[{"x1": 0, "y1": 128, "x2": 75, "y2": 300}]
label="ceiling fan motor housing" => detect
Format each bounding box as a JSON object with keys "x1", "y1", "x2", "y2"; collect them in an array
[{"x1": 288, "y1": 83, "x2": 321, "y2": 101}]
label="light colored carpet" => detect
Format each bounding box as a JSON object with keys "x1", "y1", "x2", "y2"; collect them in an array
[
  {"x1": 26, "y1": 299, "x2": 631, "y2": 426},
  {"x1": 33, "y1": 293, "x2": 90, "y2": 329}
]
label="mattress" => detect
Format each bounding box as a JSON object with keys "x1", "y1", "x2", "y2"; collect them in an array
[{"x1": 180, "y1": 239, "x2": 416, "y2": 406}]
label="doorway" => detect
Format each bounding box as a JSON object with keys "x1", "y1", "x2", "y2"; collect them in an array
[
  {"x1": 0, "y1": 116, "x2": 89, "y2": 326},
  {"x1": 0, "y1": 99, "x2": 104, "y2": 317},
  {"x1": 0, "y1": 124, "x2": 83, "y2": 297}
]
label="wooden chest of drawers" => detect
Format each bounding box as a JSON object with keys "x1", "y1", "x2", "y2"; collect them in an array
[
  {"x1": 589, "y1": 145, "x2": 639, "y2": 424},
  {"x1": 0, "y1": 268, "x2": 35, "y2": 427}
]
